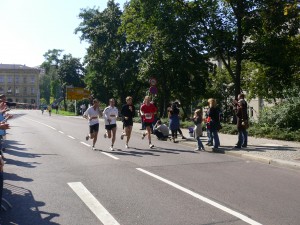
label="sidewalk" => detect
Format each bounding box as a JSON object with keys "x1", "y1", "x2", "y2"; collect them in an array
[{"x1": 127, "y1": 120, "x2": 300, "y2": 171}]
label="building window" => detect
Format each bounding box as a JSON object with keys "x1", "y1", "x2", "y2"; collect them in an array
[
  {"x1": 31, "y1": 99, "x2": 35, "y2": 104},
  {"x1": 0, "y1": 76, "x2": 4, "y2": 83},
  {"x1": 0, "y1": 87, "x2": 3, "y2": 94},
  {"x1": 23, "y1": 77, "x2": 27, "y2": 83},
  {"x1": 23, "y1": 87, "x2": 27, "y2": 94},
  {"x1": 8, "y1": 76, "x2": 13, "y2": 83},
  {"x1": 23, "y1": 99, "x2": 27, "y2": 103},
  {"x1": 31, "y1": 76, "x2": 35, "y2": 83},
  {"x1": 31, "y1": 87, "x2": 35, "y2": 94},
  {"x1": 15, "y1": 87, "x2": 19, "y2": 94},
  {"x1": 7, "y1": 87, "x2": 12, "y2": 93},
  {"x1": 16, "y1": 99, "x2": 19, "y2": 102},
  {"x1": 15, "y1": 76, "x2": 19, "y2": 83}
]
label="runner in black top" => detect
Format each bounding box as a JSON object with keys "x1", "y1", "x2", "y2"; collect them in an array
[{"x1": 120, "y1": 96, "x2": 135, "y2": 149}]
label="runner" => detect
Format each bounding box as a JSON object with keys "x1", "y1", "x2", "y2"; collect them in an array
[
  {"x1": 103, "y1": 98, "x2": 118, "y2": 151},
  {"x1": 120, "y1": 96, "x2": 135, "y2": 149},
  {"x1": 140, "y1": 96, "x2": 157, "y2": 148},
  {"x1": 83, "y1": 99, "x2": 102, "y2": 150}
]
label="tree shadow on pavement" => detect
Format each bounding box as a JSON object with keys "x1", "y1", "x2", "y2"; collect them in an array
[
  {"x1": 0, "y1": 183, "x2": 60, "y2": 225},
  {"x1": 223, "y1": 145, "x2": 298, "y2": 152}
]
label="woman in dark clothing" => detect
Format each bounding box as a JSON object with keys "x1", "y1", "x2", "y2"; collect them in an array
[
  {"x1": 207, "y1": 98, "x2": 221, "y2": 151},
  {"x1": 233, "y1": 93, "x2": 248, "y2": 148},
  {"x1": 168, "y1": 103, "x2": 180, "y2": 142},
  {"x1": 121, "y1": 96, "x2": 136, "y2": 148}
]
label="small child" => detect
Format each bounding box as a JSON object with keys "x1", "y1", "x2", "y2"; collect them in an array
[{"x1": 193, "y1": 109, "x2": 205, "y2": 151}]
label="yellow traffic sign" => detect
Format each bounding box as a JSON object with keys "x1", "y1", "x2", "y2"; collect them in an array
[{"x1": 66, "y1": 87, "x2": 91, "y2": 100}]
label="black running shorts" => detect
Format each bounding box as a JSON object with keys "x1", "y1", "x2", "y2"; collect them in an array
[{"x1": 89, "y1": 123, "x2": 99, "y2": 134}]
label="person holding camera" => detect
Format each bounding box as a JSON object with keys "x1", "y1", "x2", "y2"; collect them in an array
[{"x1": 233, "y1": 93, "x2": 249, "y2": 148}]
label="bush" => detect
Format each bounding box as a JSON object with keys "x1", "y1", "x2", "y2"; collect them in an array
[{"x1": 258, "y1": 95, "x2": 300, "y2": 131}]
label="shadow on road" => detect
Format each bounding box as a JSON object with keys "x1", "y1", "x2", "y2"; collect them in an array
[
  {"x1": 223, "y1": 145, "x2": 297, "y2": 152},
  {"x1": 0, "y1": 183, "x2": 60, "y2": 225}
]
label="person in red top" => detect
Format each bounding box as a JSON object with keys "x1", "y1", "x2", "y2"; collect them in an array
[{"x1": 140, "y1": 96, "x2": 157, "y2": 148}]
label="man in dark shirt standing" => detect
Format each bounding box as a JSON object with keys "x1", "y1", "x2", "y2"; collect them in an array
[
  {"x1": 121, "y1": 96, "x2": 135, "y2": 149},
  {"x1": 233, "y1": 93, "x2": 249, "y2": 148}
]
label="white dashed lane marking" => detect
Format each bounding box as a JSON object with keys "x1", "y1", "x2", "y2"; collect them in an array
[
  {"x1": 101, "y1": 152, "x2": 119, "y2": 160},
  {"x1": 68, "y1": 135, "x2": 75, "y2": 139},
  {"x1": 137, "y1": 168, "x2": 262, "y2": 225},
  {"x1": 80, "y1": 142, "x2": 91, "y2": 147},
  {"x1": 68, "y1": 182, "x2": 120, "y2": 225}
]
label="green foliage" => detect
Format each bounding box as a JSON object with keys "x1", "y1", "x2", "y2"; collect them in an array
[
  {"x1": 121, "y1": 0, "x2": 209, "y2": 118},
  {"x1": 75, "y1": 1, "x2": 144, "y2": 104},
  {"x1": 39, "y1": 98, "x2": 48, "y2": 106},
  {"x1": 258, "y1": 99, "x2": 300, "y2": 131},
  {"x1": 219, "y1": 123, "x2": 300, "y2": 142}
]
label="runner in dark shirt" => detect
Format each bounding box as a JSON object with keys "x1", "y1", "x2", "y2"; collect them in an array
[{"x1": 120, "y1": 96, "x2": 135, "y2": 149}]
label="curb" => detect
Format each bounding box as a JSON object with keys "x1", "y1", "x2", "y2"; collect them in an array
[{"x1": 225, "y1": 151, "x2": 300, "y2": 171}]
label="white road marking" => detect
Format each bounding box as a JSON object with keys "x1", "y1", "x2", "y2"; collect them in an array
[
  {"x1": 59, "y1": 131, "x2": 64, "y2": 134},
  {"x1": 101, "y1": 152, "x2": 119, "y2": 160},
  {"x1": 80, "y1": 142, "x2": 91, "y2": 147},
  {"x1": 68, "y1": 135, "x2": 75, "y2": 139},
  {"x1": 68, "y1": 182, "x2": 120, "y2": 225},
  {"x1": 137, "y1": 168, "x2": 262, "y2": 225},
  {"x1": 24, "y1": 118, "x2": 57, "y2": 130}
]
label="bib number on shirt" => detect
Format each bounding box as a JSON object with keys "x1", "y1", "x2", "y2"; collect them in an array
[{"x1": 145, "y1": 113, "x2": 152, "y2": 119}]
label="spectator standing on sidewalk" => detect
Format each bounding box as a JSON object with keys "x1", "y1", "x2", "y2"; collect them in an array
[
  {"x1": 233, "y1": 93, "x2": 249, "y2": 148},
  {"x1": 207, "y1": 98, "x2": 221, "y2": 151},
  {"x1": 205, "y1": 110, "x2": 213, "y2": 146},
  {"x1": 168, "y1": 102, "x2": 180, "y2": 143},
  {"x1": 140, "y1": 96, "x2": 157, "y2": 148},
  {"x1": 120, "y1": 96, "x2": 135, "y2": 149},
  {"x1": 193, "y1": 109, "x2": 205, "y2": 151}
]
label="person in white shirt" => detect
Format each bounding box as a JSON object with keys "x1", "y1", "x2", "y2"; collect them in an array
[
  {"x1": 83, "y1": 99, "x2": 102, "y2": 150},
  {"x1": 103, "y1": 98, "x2": 118, "y2": 151}
]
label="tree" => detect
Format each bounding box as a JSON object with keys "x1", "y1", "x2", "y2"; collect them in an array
[
  {"x1": 121, "y1": 0, "x2": 209, "y2": 117},
  {"x1": 75, "y1": 0, "x2": 144, "y2": 105},
  {"x1": 57, "y1": 54, "x2": 85, "y2": 110},
  {"x1": 40, "y1": 49, "x2": 63, "y2": 103}
]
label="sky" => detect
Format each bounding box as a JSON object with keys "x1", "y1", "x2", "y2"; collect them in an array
[{"x1": 0, "y1": 0, "x2": 127, "y2": 67}]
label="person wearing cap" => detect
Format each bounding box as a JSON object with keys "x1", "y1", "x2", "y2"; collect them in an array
[{"x1": 233, "y1": 93, "x2": 249, "y2": 148}]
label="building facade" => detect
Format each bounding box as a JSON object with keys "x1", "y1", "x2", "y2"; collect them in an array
[{"x1": 0, "y1": 64, "x2": 40, "y2": 107}]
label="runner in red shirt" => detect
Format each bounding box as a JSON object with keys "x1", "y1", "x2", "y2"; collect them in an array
[{"x1": 140, "y1": 96, "x2": 157, "y2": 148}]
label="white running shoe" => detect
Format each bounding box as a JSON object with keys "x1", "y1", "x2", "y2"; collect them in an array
[
  {"x1": 104, "y1": 133, "x2": 107, "y2": 138},
  {"x1": 149, "y1": 144, "x2": 154, "y2": 148},
  {"x1": 110, "y1": 146, "x2": 114, "y2": 151},
  {"x1": 121, "y1": 133, "x2": 125, "y2": 140},
  {"x1": 125, "y1": 144, "x2": 129, "y2": 149}
]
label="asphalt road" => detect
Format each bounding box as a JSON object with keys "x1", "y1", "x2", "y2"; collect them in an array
[{"x1": 1, "y1": 110, "x2": 300, "y2": 225}]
